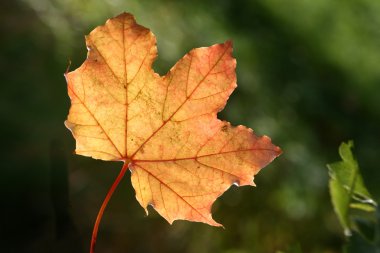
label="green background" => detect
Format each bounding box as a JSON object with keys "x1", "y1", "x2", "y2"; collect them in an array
[{"x1": 1, "y1": 0, "x2": 380, "y2": 252}]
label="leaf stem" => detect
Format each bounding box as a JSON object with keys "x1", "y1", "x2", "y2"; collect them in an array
[{"x1": 90, "y1": 162, "x2": 129, "y2": 253}]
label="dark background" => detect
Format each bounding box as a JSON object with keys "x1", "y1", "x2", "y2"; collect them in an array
[{"x1": 1, "y1": 0, "x2": 380, "y2": 252}]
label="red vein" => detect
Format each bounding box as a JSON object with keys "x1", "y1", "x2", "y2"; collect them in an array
[
  {"x1": 67, "y1": 84, "x2": 123, "y2": 157},
  {"x1": 133, "y1": 148, "x2": 279, "y2": 163},
  {"x1": 134, "y1": 164, "x2": 212, "y2": 223},
  {"x1": 104, "y1": 21, "x2": 123, "y2": 49},
  {"x1": 135, "y1": 168, "x2": 145, "y2": 209},
  {"x1": 218, "y1": 128, "x2": 242, "y2": 153},
  {"x1": 181, "y1": 191, "x2": 221, "y2": 198},
  {"x1": 85, "y1": 42, "x2": 125, "y2": 105},
  {"x1": 127, "y1": 31, "x2": 151, "y2": 85},
  {"x1": 123, "y1": 19, "x2": 129, "y2": 159},
  {"x1": 123, "y1": 25, "x2": 150, "y2": 156},
  {"x1": 173, "y1": 132, "x2": 191, "y2": 157},
  {"x1": 190, "y1": 89, "x2": 228, "y2": 101},
  {"x1": 174, "y1": 161, "x2": 198, "y2": 177},
  {"x1": 90, "y1": 162, "x2": 128, "y2": 253},
  {"x1": 195, "y1": 160, "x2": 241, "y2": 182},
  {"x1": 195, "y1": 121, "x2": 223, "y2": 157},
  {"x1": 126, "y1": 46, "x2": 153, "y2": 105},
  {"x1": 89, "y1": 42, "x2": 123, "y2": 85},
  {"x1": 74, "y1": 134, "x2": 108, "y2": 140},
  {"x1": 75, "y1": 150, "x2": 120, "y2": 159},
  {"x1": 185, "y1": 54, "x2": 193, "y2": 96},
  {"x1": 161, "y1": 68, "x2": 176, "y2": 120},
  {"x1": 67, "y1": 122, "x2": 98, "y2": 127},
  {"x1": 160, "y1": 183, "x2": 170, "y2": 221},
  {"x1": 130, "y1": 45, "x2": 230, "y2": 159}
]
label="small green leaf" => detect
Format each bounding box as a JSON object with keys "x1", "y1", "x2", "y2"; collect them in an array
[
  {"x1": 328, "y1": 141, "x2": 372, "y2": 202},
  {"x1": 327, "y1": 141, "x2": 378, "y2": 236},
  {"x1": 350, "y1": 203, "x2": 376, "y2": 213},
  {"x1": 329, "y1": 177, "x2": 351, "y2": 235}
]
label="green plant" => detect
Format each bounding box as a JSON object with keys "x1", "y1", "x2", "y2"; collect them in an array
[{"x1": 327, "y1": 141, "x2": 380, "y2": 252}]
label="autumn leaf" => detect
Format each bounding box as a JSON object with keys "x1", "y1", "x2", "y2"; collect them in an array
[{"x1": 65, "y1": 12, "x2": 281, "y2": 252}]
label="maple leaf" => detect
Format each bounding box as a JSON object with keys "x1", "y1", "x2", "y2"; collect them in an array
[{"x1": 65, "y1": 12, "x2": 281, "y2": 252}]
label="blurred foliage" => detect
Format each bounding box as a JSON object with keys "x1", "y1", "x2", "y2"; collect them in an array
[
  {"x1": 1, "y1": 0, "x2": 380, "y2": 253},
  {"x1": 327, "y1": 141, "x2": 380, "y2": 252}
]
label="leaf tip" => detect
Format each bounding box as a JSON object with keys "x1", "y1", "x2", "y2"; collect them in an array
[
  {"x1": 261, "y1": 135, "x2": 283, "y2": 157},
  {"x1": 209, "y1": 219, "x2": 224, "y2": 228},
  {"x1": 143, "y1": 206, "x2": 150, "y2": 216},
  {"x1": 64, "y1": 120, "x2": 75, "y2": 135},
  {"x1": 224, "y1": 40, "x2": 233, "y2": 48},
  {"x1": 275, "y1": 145, "x2": 283, "y2": 156},
  {"x1": 64, "y1": 59, "x2": 72, "y2": 75}
]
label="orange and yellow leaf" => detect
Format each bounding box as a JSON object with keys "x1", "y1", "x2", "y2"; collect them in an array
[{"x1": 65, "y1": 12, "x2": 281, "y2": 230}]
